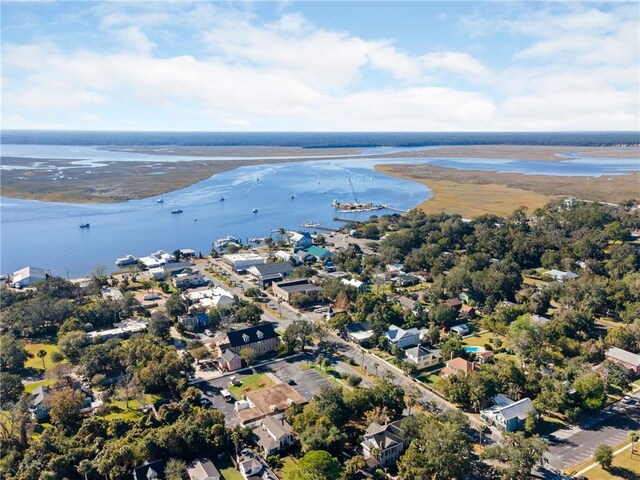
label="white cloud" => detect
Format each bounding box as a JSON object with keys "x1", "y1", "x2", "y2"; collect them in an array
[
  {"x1": 422, "y1": 52, "x2": 492, "y2": 81},
  {"x1": 114, "y1": 27, "x2": 156, "y2": 55}
]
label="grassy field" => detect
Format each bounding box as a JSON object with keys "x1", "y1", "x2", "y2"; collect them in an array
[
  {"x1": 463, "y1": 332, "x2": 497, "y2": 348},
  {"x1": 217, "y1": 454, "x2": 244, "y2": 480},
  {"x1": 571, "y1": 443, "x2": 640, "y2": 480},
  {"x1": 24, "y1": 343, "x2": 63, "y2": 372},
  {"x1": 227, "y1": 373, "x2": 274, "y2": 398},
  {"x1": 278, "y1": 455, "x2": 299, "y2": 480},
  {"x1": 24, "y1": 378, "x2": 57, "y2": 393}
]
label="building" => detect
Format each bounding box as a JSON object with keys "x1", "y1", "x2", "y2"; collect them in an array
[
  {"x1": 345, "y1": 322, "x2": 375, "y2": 345},
  {"x1": 291, "y1": 251, "x2": 315, "y2": 265},
  {"x1": 440, "y1": 357, "x2": 475, "y2": 377},
  {"x1": 139, "y1": 250, "x2": 175, "y2": 268},
  {"x1": 173, "y1": 272, "x2": 208, "y2": 289},
  {"x1": 305, "y1": 245, "x2": 333, "y2": 261},
  {"x1": 11, "y1": 266, "x2": 48, "y2": 288},
  {"x1": 185, "y1": 287, "x2": 234, "y2": 311},
  {"x1": 395, "y1": 274, "x2": 420, "y2": 287},
  {"x1": 605, "y1": 347, "x2": 640, "y2": 376},
  {"x1": 341, "y1": 277, "x2": 367, "y2": 293},
  {"x1": 274, "y1": 250, "x2": 293, "y2": 262},
  {"x1": 133, "y1": 460, "x2": 165, "y2": 480},
  {"x1": 252, "y1": 416, "x2": 294, "y2": 456},
  {"x1": 86, "y1": 320, "x2": 147, "y2": 341},
  {"x1": 235, "y1": 383, "x2": 307, "y2": 426},
  {"x1": 530, "y1": 314, "x2": 550, "y2": 326},
  {"x1": 218, "y1": 349, "x2": 242, "y2": 372},
  {"x1": 545, "y1": 269, "x2": 579, "y2": 282},
  {"x1": 287, "y1": 231, "x2": 313, "y2": 248},
  {"x1": 178, "y1": 312, "x2": 210, "y2": 329},
  {"x1": 444, "y1": 298, "x2": 463, "y2": 310},
  {"x1": 218, "y1": 323, "x2": 279, "y2": 356},
  {"x1": 247, "y1": 262, "x2": 294, "y2": 288},
  {"x1": 450, "y1": 324, "x2": 469, "y2": 336},
  {"x1": 396, "y1": 296, "x2": 422, "y2": 313},
  {"x1": 101, "y1": 286, "x2": 124, "y2": 301},
  {"x1": 481, "y1": 397, "x2": 534, "y2": 432},
  {"x1": 385, "y1": 325, "x2": 420, "y2": 349},
  {"x1": 361, "y1": 420, "x2": 409, "y2": 468},
  {"x1": 475, "y1": 350, "x2": 495, "y2": 364},
  {"x1": 405, "y1": 346, "x2": 442, "y2": 370},
  {"x1": 149, "y1": 261, "x2": 193, "y2": 280},
  {"x1": 187, "y1": 458, "x2": 221, "y2": 480},
  {"x1": 460, "y1": 304, "x2": 476, "y2": 318},
  {"x1": 237, "y1": 449, "x2": 278, "y2": 480},
  {"x1": 223, "y1": 253, "x2": 266, "y2": 272},
  {"x1": 272, "y1": 278, "x2": 321, "y2": 303}
]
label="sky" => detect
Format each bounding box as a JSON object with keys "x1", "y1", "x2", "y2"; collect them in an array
[{"x1": 1, "y1": 1, "x2": 638, "y2": 132}]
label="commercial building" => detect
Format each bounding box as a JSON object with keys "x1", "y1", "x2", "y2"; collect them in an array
[
  {"x1": 272, "y1": 278, "x2": 321, "y2": 303},
  {"x1": 11, "y1": 266, "x2": 48, "y2": 288},
  {"x1": 223, "y1": 253, "x2": 266, "y2": 272},
  {"x1": 247, "y1": 262, "x2": 294, "y2": 288},
  {"x1": 218, "y1": 323, "x2": 279, "y2": 356}
]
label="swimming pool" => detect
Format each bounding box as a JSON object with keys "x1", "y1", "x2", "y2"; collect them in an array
[{"x1": 464, "y1": 346, "x2": 486, "y2": 353}]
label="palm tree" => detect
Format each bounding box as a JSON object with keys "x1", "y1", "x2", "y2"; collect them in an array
[
  {"x1": 630, "y1": 431, "x2": 639, "y2": 455},
  {"x1": 37, "y1": 350, "x2": 47, "y2": 370},
  {"x1": 77, "y1": 459, "x2": 93, "y2": 480}
]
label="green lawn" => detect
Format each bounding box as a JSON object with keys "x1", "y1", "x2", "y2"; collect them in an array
[
  {"x1": 102, "y1": 395, "x2": 162, "y2": 421},
  {"x1": 24, "y1": 378, "x2": 57, "y2": 393},
  {"x1": 24, "y1": 343, "x2": 63, "y2": 372},
  {"x1": 278, "y1": 456, "x2": 299, "y2": 480},
  {"x1": 581, "y1": 446, "x2": 640, "y2": 480},
  {"x1": 227, "y1": 373, "x2": 274, "y2": 398},
  {"x1": 462, "y1": 332, "x2": 497, "y2": 348},
  {"x1": 217, "y1": 454, "x2": 244, "y2": 480}
]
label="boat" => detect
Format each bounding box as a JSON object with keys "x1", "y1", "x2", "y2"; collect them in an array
[
  {"x1": 331, "y1": 177, "x2": 384, "y2": 212},
  {"x1": 252, "y1": 208, "x2": 258, "y2": 213},
  {"x1": 291, "y1": 195, "x2": 295, "y2": 199},
  {"x1": 115, "y1": 254, "x2": 138, "y2": 266},
  {"x1": 214, "y1": 236, "x2": 241, "y2": 248},
  {"x1": 157, "y1": 198, "x2": 164, "y2": 203},
  {"x1": 79, "y1": 222, "x2": 90, "y2": 228},
  {"x1": 193, "y1": 219, "x2": 198, "y2": 222},
  {"x1": 171, "y1": 209, "x2": 183, "y2": 214},
  {"x1": 219, "y1": 197, "x2": 224, "y2": 202}
]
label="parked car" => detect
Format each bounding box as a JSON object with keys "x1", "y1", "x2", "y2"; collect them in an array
[
  {"x1": 143, "y1": 293, "x2": 161, "y2": 301},
  {"x1": 204, "y1": 329, "x2": 214, "y2": 337}
]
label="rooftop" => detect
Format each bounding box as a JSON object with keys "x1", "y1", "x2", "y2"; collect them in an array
[
  {"x1": 225, "y1": 323, "x2": 278, "y2": 348},
  {"x1": 606, "y1": 347, "x2": 640, "y2": 367},
  {"x1": 187, "y1": 458, "x2": 220, "y2": 480}
]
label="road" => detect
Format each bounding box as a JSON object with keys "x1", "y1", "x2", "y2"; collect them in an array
[{"x1": 546, "y1": 393, "x2": 640, "y2": 472}]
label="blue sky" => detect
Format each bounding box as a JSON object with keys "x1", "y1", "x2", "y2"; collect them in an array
[{"x1": 1, "y1": 1, "x2": 638, "y2": 131}]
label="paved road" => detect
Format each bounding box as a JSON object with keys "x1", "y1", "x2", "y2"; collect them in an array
[{"x1": 546, "y1": 393, "x2": 640, "y2": 471}]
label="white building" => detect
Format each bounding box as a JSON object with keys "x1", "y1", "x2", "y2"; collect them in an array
[
  {"x1": 386, "y1": 325, "x2": 420, "y2": 349},
  {"x1": 341, "y1": 278, "x2": 367, "y2": 293},
  {"x1": 11, "y1": 266, "x2": 48, "y2": 288},
  {"x1": 139, "y1": 250, "x2": 175, "y2": 268},
  {"x1": 545, "y1": 269, "x2": 579, "y2": 282},
  {"x1": 405, "y1": 346, "x2": 442, "y2": 369},
  {"x1": 223, "y1": 253, "x2": 266, "y2": 271},
  {"x1": 173, "y1": 272, "x2": 208, "y2": 289},
  {"x1": 87, "y1": 320, "x2": 147, "y2": 341},
  {"x1": 185, "y1": 286, "x2": 234, "y2": 311}
]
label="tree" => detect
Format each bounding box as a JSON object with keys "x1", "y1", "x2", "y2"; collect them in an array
[
  {"x1": 48, "y1": 386, "x2": 85, "y2": 434},
  {"x1": 342, "y1": 455, "x2": 366, "y2": 480},
  {"x1": 239, "y1": 347, "x2": 257, "y2": 366},
  {"x1": 165, "y1": 292, "x2": 187, "y2": 319},
  {"x1": 77, "y1": 459, "x2": 93, "y2": 480},
  {"x1": 37, "y1": 349, "x2": 47, "y2": 370},
  {"x1": 0, "y1": 373, "x2": 25, "y2": 406},
  {"x1": 192, "y1": 346, "x2": 211, "y2": 364},
  {"x1": 482, "y1": 432, "x2": 547, "y2": 480},
  {"x1": 291, "y1": 450, "x2": 342, "y2": 480},
  {"x1": 439, "y1": 334, "x2": 466, "y2": 362},
  {"x1": 237, "y1": 303, "x2": 263, "y2": 323},
  {"x1": 592, "y1": 443, "x2": 613, "y2": 470},
  {"x1": 165, "y1": 458, "x2": 187, "y2": 480},
  {"x1": 0, "y1": 334, "x2": 31, "y2": 373},
  {"x1": 314, "y1": 385, "x2": 348, "y2": 426},
  {"x1": 58, "y1": 330, "x2": 89, "y2": 363},
  {"x1": 283, "y1": 319, "x2": 316, "y2": 352},
  {"x1": 149, "y1": 310, "x2": 173, "y2": 341},
  {"x1": 629, "y1": 432, "x2": 639, "y2": 455},
  {"x1": 574, "y1": 373, "x2": 606, "y2": 411}
]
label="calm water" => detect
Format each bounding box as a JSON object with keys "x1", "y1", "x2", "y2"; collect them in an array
[{"x1": 1, "y1": 141, "x2": 638, "y2": 277}]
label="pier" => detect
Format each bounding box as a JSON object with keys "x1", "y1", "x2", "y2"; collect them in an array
[{"x1": 300, "y1": 222, "x2": 339, "y2": 232}]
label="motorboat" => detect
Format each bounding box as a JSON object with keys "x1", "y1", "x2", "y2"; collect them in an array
[
  {"x1": 157, "y1": 198, "x2": 164, "y2": 203},
  {"x1": 79, "y1": 222, "x2": 90, "y2": 228},
  {"x1": 115, "y1": 255, "x2": 138, "y2": 266},
  {"x1": 171, "y1": 209, "x2": 183, "y2": 214},
  {"x1": 252, "y1": 208, "x2": 258, "y2": 213}
]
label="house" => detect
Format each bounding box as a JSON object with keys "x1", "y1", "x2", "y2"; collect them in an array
[
  {"x1": 395, "y1": 274, "x2": 420, "y2": 287},
  {"x1": 252, "y1": 416, "x2": 294, "y2": 456},
  {"x1": 223, "y1": 253, "x2": 266, "y2": 272},
  {"x1": 173, "y1": 272, "x2": 208, "y2": 289},
  {"x1": 218, "y1": 323, "x2": 279, "y2": 356},
  {"x1": 530, "y1": 314, "x2": 550, "y2": 326},
  {"x1": 11, "y1": 266, "x2": 48, "y2": 288},
  {"x1": 149, "y1": 261, "x2": 193, "y2": 280},
  {"x1": 396, "y1": 296, "x2": 422, "y2": 313},
  {"x1": 237, "y1": 449, "x2": 278, "y2": 480},
  {"x1": 450, "y1": 324, "x2": 469, "y2": 336},
  {"x1": 385, "y1": 325, "x2": 420, "y2": 349},
  {"x1": 218, "y1": 349, "x2": 242, "y2": 372},
  {"x1": 460, "y1": 304, "x2": 476, "y2": 318},
  {"x1": 443, "y1": 298, "x2": 463, "y2": 310},
  {"x1": 474, "y1": 350, "x2": 495, "y2": 364},
  {"x1": 247, "y1": 262, "x2": 294, "y2": 288},
  {"x1": 605, "y1": 347, "x2": 640, "y2": 376},
  {"x1": 86, "y1": 320, "x2": 147, "y2": 341},
  {"x1": 235, "y1": 383, "x2": 307, "y2": 425},
  {"x1": 187, "y1": 458, "x2": 221, "y2": 480},
  {"x1": 102, "y1": 286, "x2": 124, "y2": 301},
  {"x1": 185, "y1": 287, "x2": 234, "y2": 311},
  {"x1": 410, "y1": 271, "x2": 432, "y2": 282},
  {"x1": 545, "y1": 269, "x2": 579, "y2": 282},
  {"x1": 274, "y1": 250, "x2": 293, "y2": 262},
  {"x1": 139, "y1": 250, "x2": 175, "y2": 268},
  {"x1": 440, "y1": 357, "x2": 475, "y2": 377},
  {"x1": 459, "y1": 291, "x2": 480, "y2": 304},
  {"x1": 291, "y1": 251, "x2": 315, "y2": 265},
  {"x1": 178, "y1": 312, "x2": 210, "y2": 329},
  {"x1": 361, "y1": 420, "x2": 409, "y2": 468},
  {"x1": 179, "y1": 248, "x2": 197, "y2": 258},
  {"x1": 272, "y1": 278, "x2": 321, "y2": 303},
  {"x1": 405, "y1": 346, "x2": 442, "y2": 369},
  {"x1": 287, "y1": 231, "x2": 313, "y2": 248},
  {"x1": 341, "y1": 277, "x2": 367, "y2": 293},
  {"x1": 305, "y1": 245, "x2": 333, "y2": 261},
  {"x1": 133, "y1": 460, "x2": 165, "y2": 480},
  {"x1": 481, "y1": 397, "x2": 534, "y2": 432},
  {"x1": 345, "y1": 322, "x2": 375, "y2": 345}
]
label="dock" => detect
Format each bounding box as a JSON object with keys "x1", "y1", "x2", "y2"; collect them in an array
[
  {"x1": 300, "y1": 222, "x2": 339, "y2": 232},
  {"x1": 333, "y1": 217, "x2": 365, "y2": 224}
]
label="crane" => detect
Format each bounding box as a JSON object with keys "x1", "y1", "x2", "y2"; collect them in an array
[{"x1": 348, "y1": 177, "x2": 359, "y2": 203}]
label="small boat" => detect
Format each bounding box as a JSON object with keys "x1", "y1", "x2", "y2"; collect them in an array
[
  {"x1": 219, "y1": 197, "x2": 225, "y2": 202},
  {"x1": 291, "y1": 195, "x2": 295, "y2": 199},
  {"x1": 215, "y1": 236, "x2": 240, "y2": 248},
  {"x1": 252, "y1": 208, "x2": 258, "y2": 213},
  {"x1": 157, "y1": 198, "x2": 164, "y2": 203},
  {"x1": 171, "y1": 209, "x2": 183, "y2": 214},
  {"x1": 115, "y1": 254, "x2": 138, "y2": 266},
  {"x1": 79, "y1": 222, "x2": 90, "y2": 228},
  {"x1": 193, "y1": 218, "x2": 198, "y2": 222}
]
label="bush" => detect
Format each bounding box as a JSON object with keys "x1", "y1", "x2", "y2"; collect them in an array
[
  {"x1": 345, "y1": 374, "x2": 362, "y2": 387},
  {"x1": 50, "y1": 352, "x2": 64, "y2": 363}
]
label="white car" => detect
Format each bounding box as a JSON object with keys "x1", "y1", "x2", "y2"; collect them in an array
[{"x1": 204, "y1": 329, "x2": 214, "y2": 337}]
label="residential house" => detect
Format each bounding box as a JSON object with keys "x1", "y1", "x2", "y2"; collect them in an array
[
  {"x1": 274, "y1": 250, "x2": 293, "y2": 262},
  {"x1": 474, "y1": 350, "x2": 495, "y2": 364},
  {"x1": 545, "y1": 269, "x2": 579, "y2": 282},
  {"x1": 287, "y1": 231, "x2": 313, "y2": 248},
  {"x1": 247, "y1": 262, "x2": 294, "y2": 288},
  {"x1": 385, "y1": 325, "x2": 420, "y2": 349},
  {"x1": 218, "y1": 349, "x2": 242, "y2": 372},
  {"x1": 133, "y1": 460, "x2": 166, "y2": 480},
  {"x1": 361, "y1": 420, "x2": 410, "y2": 468},
  {"x1": 405, "y1": 346, "x2": 442, "y2": 370},
  {"x1": 440, "y1": 357, "x2": 475, "y2": 377},
  {"x1": 410, "y1": 271, "x2": 432, "y2": 282},
  {"x1": 396, "y1": 295, "x2": 422, "y2": 313},
  {"x1": 185, "y1": 287, "x2": 234, "y2": 312},
  {"x1": 481, "y1": 397, "x2": 534, "y2": 432},
  {"x1": 187, "y1": 458, "x2": 221, "y2": 480},
  {"x1": 11, "y1": 266, "x2": 48, "y2": 288},
  {"x1": 178, "y1": 312, "x2": 210, "y2": 330},
  {"x1": 444, "y1": 298, "x2": 463, "y2": 310},
  {"x1": 459, "y1": 291, "x2": 480, "y2": 304},
  {"x1": 341, "y1": 277, "x2": 367, "y2": 293},
  {"x1": 149, "y1": 261, "x2": 193, "y2": 280},
  {"x1": 252, "y1": 416, "x2": 294, "y2": 457},
  {"x1": 272, "y1": 278, "x2": 321, "y2": 303},
  {"x1": 530, "y1": 314, "x2": 550, "y2": 326},
  {"x1": 450, "y1": 324, "x2": 469, "y2": 336},
  {"x1": 291, "y1": 251, "x2": 315, "y2": 265},
  {"x1": 173, "y1": 272, "x2": 208, "y2": 289},
  {"x1": 237, "y1": 449, "x2": 278, "y2": 480},
  {"x1": 223, "y1": 253, "x2": 266, "y2": 272},
  {"x1": 218, "y1": 323, "x2": 279, "y2": 356},
  {"x1": 139, "y1": 250, "x2": 175, "y2": 268},
  {"x1": 460, "y1": 304, "x2": 476, "y2": 318},
  {"x1": 305, "y1": 245, "x2": 333, "y2": 261},
  {"x1": 235, "y1": 384, "x2": 307, "y2": 426},
  {"x1": 605, "y1": 347, "x2": 640, "y2": 376},
  {"x1": 101, "y1": 286, "x2": 124, "y2": 301},
  {"x1": 395, "y1": 274, "x2": 420, "y2": 287},
  {"x1": 345, "y1": 322, "x2": 375, "y2": 345}
]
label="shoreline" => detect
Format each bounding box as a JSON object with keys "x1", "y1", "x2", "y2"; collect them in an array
[{"x1": 375, "y1": 164, "x2": 640, "y2": 218}]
